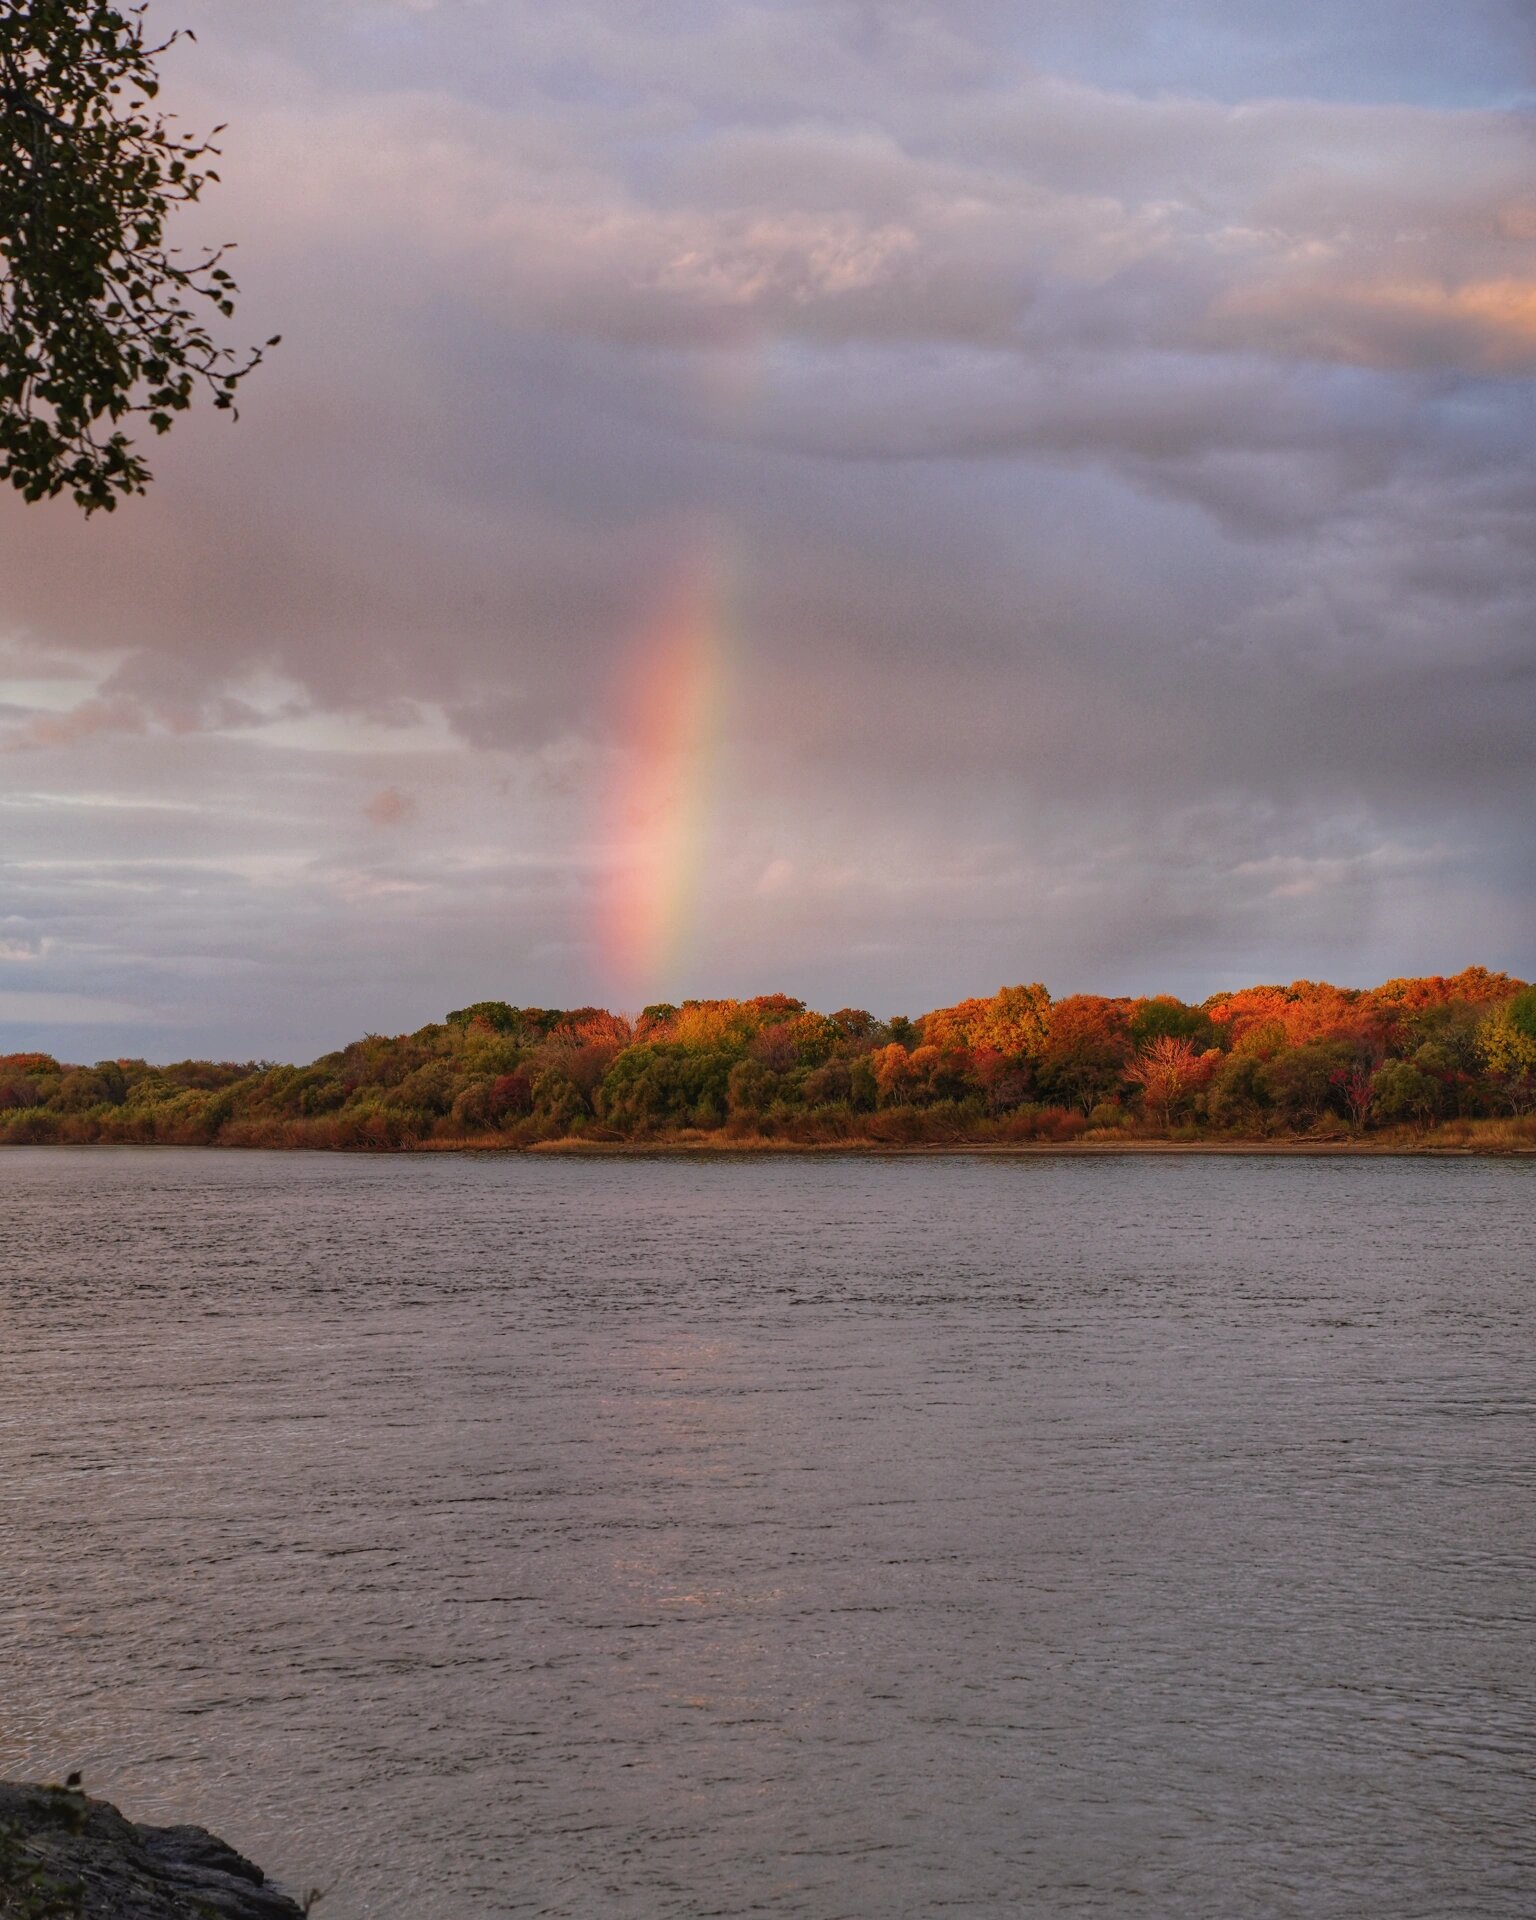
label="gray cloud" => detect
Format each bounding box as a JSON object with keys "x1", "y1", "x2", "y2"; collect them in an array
[{"x1": 0, "y1": 0, "x2": 1531, "y2": 1056}]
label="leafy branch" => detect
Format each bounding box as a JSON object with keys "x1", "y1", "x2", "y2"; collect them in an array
[{"x1": 0, "y1": 1, "x2": 277, "y2": 511}]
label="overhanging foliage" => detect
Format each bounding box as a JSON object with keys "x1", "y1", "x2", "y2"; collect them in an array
[{"x1": 0, "y1": 1, "x2": 274, "y2": 510}]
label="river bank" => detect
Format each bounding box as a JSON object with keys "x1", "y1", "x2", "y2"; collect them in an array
[
  {"x1": 3, "y1": 1129, "x2": 1533, "y2": 1156},
  {"x1": 512, "y1": 1132, "x2": 1535, "y2": 1157}
]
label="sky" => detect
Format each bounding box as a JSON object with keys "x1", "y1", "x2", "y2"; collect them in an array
[{"x1": 1, "y1": 0, "x2": 1533, "y2": 1063}]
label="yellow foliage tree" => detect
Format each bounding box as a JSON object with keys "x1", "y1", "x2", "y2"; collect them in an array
[{"x1": 923, "y1": 983, "x2": 1051, "y2": 1058}]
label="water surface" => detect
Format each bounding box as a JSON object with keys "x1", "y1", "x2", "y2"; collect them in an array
[{"x1": 2, "y1": 1149, "x2": 1532, "y2": 1917}]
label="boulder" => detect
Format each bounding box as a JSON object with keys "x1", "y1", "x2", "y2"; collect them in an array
[{"x1": 0, "y1": 1780, "x2": 305, "y2": 1919}]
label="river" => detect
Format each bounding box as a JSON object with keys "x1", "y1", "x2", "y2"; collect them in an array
[{"x1": 2, "y1": 1149, "x2": 1532, "y2": 1917}]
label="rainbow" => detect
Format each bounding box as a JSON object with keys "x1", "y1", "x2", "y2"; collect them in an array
[{"x1": 599, "y1": 537, "x2": 730, "y2": 1004}]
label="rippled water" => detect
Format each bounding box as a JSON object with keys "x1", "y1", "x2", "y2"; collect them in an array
[{"x1": 1, "y1": 1149, "x2": 1532, "y2": 1918}]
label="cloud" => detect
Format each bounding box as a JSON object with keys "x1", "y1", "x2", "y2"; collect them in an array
[
  {"x1": 364, "y1": 785, "x2": 416, "y2": 826},
  {"x1": 0, "y1": 990, "x2": 147, "y2": 1027},
  {"x1": 3, "y1": 696, "x2": 150, "y2": 752},
  {"x1": 1, "y1": 686, "x2": 285, "y2": 753},
  {"x1": 1215, "y1": 275, "x2": 1536, "y2": 373},
  {"x1": 0, "y1": 0, "x2": 1531, "y2": 1056}
]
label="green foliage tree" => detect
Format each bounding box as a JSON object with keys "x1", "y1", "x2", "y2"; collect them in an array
[
  {"x1": 1129, "y1": 996, "x2": 1214, "y2": 1051},
  {"x1": 1259, "y1": 1040, "x2": 1352, "y2": 1128},
  {"x1": 1369, "y1": 1059, "x2": 1441, "y2": 1128},
  {"x1": 1204, "y1": 1051, "x2": 1272, "y2": 1130},
  {"x1": 597, "y1": 1045, "x2": 733, "y2": 1132},
  {"x1": 530, "y1": 1067, "x2": 585, "y2": 1132},
  {"x1": 727, "y1": 1056, "x2": 780, "y2": 1120},
  {"x1": 847, "y1": 1055, "x2": 878, "y2": 1112},
  {"x1": 446, "y1": 1001, "x2": 522, "y2": 1035},
  {"x1": 0, "y1": 0, "x2": 276, "y2": 510}
]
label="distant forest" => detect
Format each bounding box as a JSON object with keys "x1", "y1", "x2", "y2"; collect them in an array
[{"x1": 3, "y1": 970, "x2": 1534, "y2": 1151}]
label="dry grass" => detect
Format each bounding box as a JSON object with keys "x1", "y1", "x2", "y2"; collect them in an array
[
  {"x1": 7, "y1": 1113, "x2": 1534, "y2": 1157},
  {"x1": 1418, "y1": 1114, "x2": 1536, "y2": 1152}
]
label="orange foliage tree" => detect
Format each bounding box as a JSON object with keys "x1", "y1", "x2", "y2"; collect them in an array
[{"x1": 1125, "y1": 1035, "x2": 1220, "y2": 1129}]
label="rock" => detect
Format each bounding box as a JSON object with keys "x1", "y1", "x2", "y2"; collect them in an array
[{"x1": 0, "y1": 1780, "x2": 306, "y2": 1919}]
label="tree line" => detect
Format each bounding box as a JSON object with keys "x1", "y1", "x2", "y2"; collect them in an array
[{"x1": 2, "y1": 968, "x2": 1533, "y2": 1150}]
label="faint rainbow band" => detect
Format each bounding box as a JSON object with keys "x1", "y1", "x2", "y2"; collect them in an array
[{"x1": 599, "y1": 534, "x2": 733, "y2": 1003}]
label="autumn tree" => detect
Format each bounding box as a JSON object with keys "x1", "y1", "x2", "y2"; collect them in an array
[
  {"x1": 924, "y1": 983, "x2": 1051, "y2": 1058},
  {"x1": 749, "y1": 1022, "x2": 799, "y2": 1073},
  {"x1": 1129, "y1": 995, "x2": 1214, "y2": 1053},
  {"x1": 1476, "y1": 988, "x2": 1536, "y2": 1112},
  {"x1": 870, "y1": 1042, "x2": 915, "y2": 1105},
  {"x1": 1125, "y1": 1034, "x2": 1218, "y2": 1130},
  {"x1": 0, "y1": 1, "x2": 275, "y2": 509},
  {"x1": 1333, "y1": 1059, "x2": 1377, "y2": 1129},
  {"x1": 534, "y1": 1009, "x2": 631, "y2": 1104},
  {"x1": 1036, "y1": 995, "x2": 1131, "y2": 1113}
]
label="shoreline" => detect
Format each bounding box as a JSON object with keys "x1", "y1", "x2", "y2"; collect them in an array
[
  {"x1": 6, "y1": 974, "x2": 1529, "y2": 1162},
  {"x1": 2, "y1": 1135, "x2": 1531, "y2": 1158},
  {"x1": 519, "y1": 1136, "x2": 1533, "y2": 1158},
  {"x1": 526, "y1": 1139, "x2": 1532, "y2": 1157}
]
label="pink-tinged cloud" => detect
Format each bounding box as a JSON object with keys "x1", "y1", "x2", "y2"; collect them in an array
[
  {"x1": 4, "y1": 697, "x2": 149, "y2": 752},
  {"x1": 365, "y1": 785, "x2": 416, "y2": 826},
  {"x1": 2, "y1": 689, "x2": 276, "y2": 753},
  {"x1": 1215, "y1": 275, "x2": 1536, "y2": 373}
]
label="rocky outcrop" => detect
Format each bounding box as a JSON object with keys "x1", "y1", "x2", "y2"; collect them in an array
[{"x1": 0, "y1": 1780, "x2": 305, "y2": 1919}]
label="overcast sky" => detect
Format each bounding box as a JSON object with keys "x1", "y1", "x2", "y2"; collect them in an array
[{"x1": 2, "y1": 0, "x2": 1533, "y2": 1062}]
